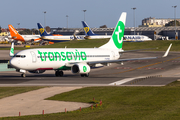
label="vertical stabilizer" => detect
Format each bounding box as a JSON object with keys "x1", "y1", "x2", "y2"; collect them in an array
[
  {"x1": 8, "y1": 25, "x2": 24, "y2": 41},
  {"x1": 82, "y1": 21, "x2": 96, "y2": 36},
  {"x1": 37, "y1": 23, "x2": 51, "y2": 36},
  {"x1": 99, "y1": 12, "x2": 126, "y2": 50}
]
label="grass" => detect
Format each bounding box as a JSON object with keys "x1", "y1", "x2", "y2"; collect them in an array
[
  {"x1": 2, "y1": 82, "x2": 180, "y2": 120},
  {"x1": 0, "y1": 39, "x2": 180, "y2": 51},
  {"x1": 0, "y1": 87, "x2": 43, "y2": 99}
]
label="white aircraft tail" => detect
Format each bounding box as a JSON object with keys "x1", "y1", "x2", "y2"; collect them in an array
[{"x1": 99, "y1": 12, "x2": 126, "y2": 50}]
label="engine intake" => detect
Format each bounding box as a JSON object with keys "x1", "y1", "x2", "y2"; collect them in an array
[{"x1": 71, "y1": 63, "x2": 90, "y2": 74}]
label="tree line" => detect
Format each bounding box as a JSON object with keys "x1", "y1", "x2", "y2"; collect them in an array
[{"x1": 0, "y1": 26, "x2": 51, "y2": 35}]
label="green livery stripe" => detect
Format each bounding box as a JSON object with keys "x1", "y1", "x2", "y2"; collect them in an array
[{"x1": 57, "y1": 66, "x2": 71, "y2": 70}]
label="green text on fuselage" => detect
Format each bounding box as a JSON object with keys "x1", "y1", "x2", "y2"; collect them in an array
[{"x1": 38, "y1": 50, "x2": 87, "y2": 61}]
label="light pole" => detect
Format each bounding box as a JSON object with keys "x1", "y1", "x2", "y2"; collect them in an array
[
  {"x1": 17, "y1": 23, "x2": 20, "y2": 29},
  {"x1": 44, "y1": 11, "x2": 46, "y2": 28},
  {"x1": 131, "y1": 7, "x2": 136, "y2": 35},
  {"x1": 83, "y1": 10, "x2": 87, "y2": 21},
  {"x1": 66, "y1": 15, "x2": 68, "y2": 28},
  {"x1": 172, "y1": 5, "x2": 177, "y2": 40}
]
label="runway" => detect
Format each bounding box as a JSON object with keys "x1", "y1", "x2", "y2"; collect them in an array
[{"x1": 0, "y1": 51, "x2": 180, "y2": 87}]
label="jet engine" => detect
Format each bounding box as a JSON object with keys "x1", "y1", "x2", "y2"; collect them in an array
[
  {"x1": 84, "y1": 36, "x2": 90, "y2": 39},
  {"x1": 28, "y1": 70, "x2": 46, "y2": 74},
  {"x1": 71, "y1": 63, "x2": 90, "y2": 74}
]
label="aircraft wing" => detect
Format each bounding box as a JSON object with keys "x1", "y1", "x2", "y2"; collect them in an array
[
  {"x1": 122, "y1": 47, "x2": 158, "y2": 53},
  {"x1": 88, "y1": 43, "x2": 172, "y2": 65},
  {"x1": 87, "y1": 57, "x2": 158, "y2": 65}
]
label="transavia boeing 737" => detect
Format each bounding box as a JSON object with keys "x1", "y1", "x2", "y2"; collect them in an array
[{"x1": 9, "y1": 12, "x2": 172, "y2": 77}]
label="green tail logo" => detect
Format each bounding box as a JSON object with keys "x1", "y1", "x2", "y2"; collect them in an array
[
  {"x1": 112, "y1": 21, "x2": 125, "y2": 49},
  {"x1": 10, "y1": 48, "x2": 14, "y2": 55}
]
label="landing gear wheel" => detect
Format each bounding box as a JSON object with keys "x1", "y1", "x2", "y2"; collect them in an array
[
  {"x1": 81, "y1": 73, "x2": 89, "y2": 77},
  {"x1": 59, "y1": 71, "x2": 63, "y2": 77},
  {"x1": 55, "y1": 71, "x2": 64, "y2": 77},
  {"x1": 55, "y1": 71, "x2": 59, "y2": 76},
  {"x1": 81, "y1": 74, "x2": 85, "y2": 77},
  {"x1": 85, "y1": 73, "x2": 89, "y2": 77},
  {"x1": 21, "y1": 73, "x2": 26, "y2": 77}
]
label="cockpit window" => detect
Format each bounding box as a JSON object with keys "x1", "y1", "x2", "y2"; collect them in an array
[{"x1": 14, "y1": 55, "x2": 26, "y2": 58}]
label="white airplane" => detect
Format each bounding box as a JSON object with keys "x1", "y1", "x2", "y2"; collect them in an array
[
  {"x1": 124, "y1": 35, "x2": 152, "y2": 42},
  {"x1": 37, "y1": 23, "x2": 85, "y2": 42},
  {"x1": 8, "y1": 25, "x2": 41, "y2": 43},
  {"x1": 82, "y1": 21, "x2": 152, "y2": 41},
  {"x1": 9, "y1": 12, "x2": 172, "y2": 77}
]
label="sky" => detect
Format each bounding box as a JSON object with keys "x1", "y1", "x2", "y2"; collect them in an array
[{"x1": 1, "y1": 0, "x2": 180, "y2": 29}]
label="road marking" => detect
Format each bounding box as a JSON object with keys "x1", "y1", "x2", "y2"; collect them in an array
[
  {"x1": 109, "y1": 76, "x2": 145, "y2": 85},
  {"x1": 112, "y1": 56, "x2": 180, "y2": 75}
]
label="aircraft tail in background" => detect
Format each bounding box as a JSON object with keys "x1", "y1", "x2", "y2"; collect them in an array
[
  {"x1": 82, "y1": 21, "x2": 96, "y2": 36},
  {"x1": 8, "y1": 25, "x2": 24, "y2": 41},
  {"x1": 37, "y1": 23, "x2": 51, "y2": 36}
]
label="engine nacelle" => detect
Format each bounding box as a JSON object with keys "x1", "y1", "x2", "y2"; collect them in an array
[
  {"x1": 84, "y1": 36, "x2": 90, "y2": 39},
  {"x1": 71, "y1": 63, "x2": 90, "y2": 74},
  {"x1": 28, "y1": 70, "x2": 46, "y2": 74}
]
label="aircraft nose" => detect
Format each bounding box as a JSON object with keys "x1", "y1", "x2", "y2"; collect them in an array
[{"x1": 10, "y1": 58, "x2": 18, "y2": 68}]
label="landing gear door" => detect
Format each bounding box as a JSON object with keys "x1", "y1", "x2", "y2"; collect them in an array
[{"x1": 30, "y1": 51, "x2": 36, "y2": 63}]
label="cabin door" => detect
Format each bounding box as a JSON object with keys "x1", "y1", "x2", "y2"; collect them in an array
[{"x1": 30, "y1": 51, "x2": 37, "y2": 63}]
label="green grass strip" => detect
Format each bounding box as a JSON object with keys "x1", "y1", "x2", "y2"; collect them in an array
[
  {"x1": 0, "y1": 39, "x2": 179, "y2": 51},
  {"x1": 2, "y1": 82, "x2": 180, "y2": 120}
]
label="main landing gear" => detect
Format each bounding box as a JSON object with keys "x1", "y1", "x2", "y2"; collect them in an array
[
  {"x1": 80, "y1": 73, "x2": 89, "y2": 77},
  {"x1": 55, "y1": 70, "x2": 64, "y2": 77}
]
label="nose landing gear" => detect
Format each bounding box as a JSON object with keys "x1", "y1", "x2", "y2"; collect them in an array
[{"x1": 21, "y1": 73, "x2": 26, "y2": 77}]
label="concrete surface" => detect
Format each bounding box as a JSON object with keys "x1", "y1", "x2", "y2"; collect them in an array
[{"x1": 0, "y1": 87, "x2": 91, "y2": 117}]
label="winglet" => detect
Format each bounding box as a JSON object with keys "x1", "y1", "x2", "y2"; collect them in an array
[
  {"x1": 9, "y1": 41, "x2": 14, "y2": 57},
  {"x1": 162, "y1": 43, "x2": 172, "y2": 57}
]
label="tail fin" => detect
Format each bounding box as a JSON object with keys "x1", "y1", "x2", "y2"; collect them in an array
[
  {"x1": 82, "y1": 21, "x2": 96, "y2": 36},
  {"x1": 37, "y1": 23, "x2": 51, "y2": 36},
  {"x1": 8, "y1": 25, "x2": 24, "y2": 41},
  {"x1": 9, "y1": 41, "x2": 14, "y2": 57},
  {"x1": 99, "y1": 12, "x2": 126, "y2": 50}
]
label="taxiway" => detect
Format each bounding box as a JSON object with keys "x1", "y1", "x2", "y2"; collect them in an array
[{"x1": 0, "y1": 51, "x2": 180, "y2": 87}]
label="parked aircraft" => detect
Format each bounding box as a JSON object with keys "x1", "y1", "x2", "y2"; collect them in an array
[
  {"x1": 9, "y1": 12, "x2": 172, "y2": 77},
  {"x1": 124, "y1": 35, "x2": 152, "y2": 42},
  {"x1": 82, "y1": 21, "x2": 152, "y2": 41},
  {"x1": 8, "y1": 25, "x2": 41, "y2": 43},
  {"x1": 37, "y1": 23, "x2": 85, "y2": 42}
]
